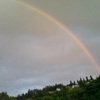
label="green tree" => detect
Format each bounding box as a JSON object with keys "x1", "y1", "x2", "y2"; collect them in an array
[{"x1": 0, "y1": 92, "x2": 9, "y2": 100}]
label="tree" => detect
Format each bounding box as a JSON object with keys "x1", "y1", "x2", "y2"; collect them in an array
[
  {"x1": 86, "y1": 76, "x2": 89, "y2": 82},
  {"x1": 69, "y1": 80, "x2": 73, "y2": 88},
  {"x1": 0, "y1": 92, "x2": 9, "y2": 100},
  {"x1": 90, "y1": 75, "x2": 93, "y2": 80}
]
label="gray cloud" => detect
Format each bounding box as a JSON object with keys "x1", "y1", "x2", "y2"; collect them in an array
[{"x1": 0, "y1": 0, "x2": 99, "y2": 96}]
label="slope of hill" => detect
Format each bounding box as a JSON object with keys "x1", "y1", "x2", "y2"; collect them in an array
[{"x1": 0, "y1": 75, "x2": 100, "y2": 100}]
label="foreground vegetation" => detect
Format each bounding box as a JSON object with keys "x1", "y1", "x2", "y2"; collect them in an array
[{"x1": 0, "y1": 75, "x2": 100, "y2": 100}]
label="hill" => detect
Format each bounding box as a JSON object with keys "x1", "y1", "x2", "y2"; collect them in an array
[{"x1": 0, "y1": 75, "x2": 100, "y2": 100}]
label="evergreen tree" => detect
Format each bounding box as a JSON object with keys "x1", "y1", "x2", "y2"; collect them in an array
[
  {"x1": 86, "y1": 76, "x2": 89, "y2": 82},
  {"x1": 90, "y1": 75, "x2": 93, "y2": 80}
]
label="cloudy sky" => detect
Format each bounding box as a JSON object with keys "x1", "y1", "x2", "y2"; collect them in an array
[{"x1": 0, "y1": 0, "x2": 100, "y2": 96}]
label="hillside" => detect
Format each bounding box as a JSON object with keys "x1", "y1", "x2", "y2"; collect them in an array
[{"x1": 0, "y1": 75, "x2": 100, "y2": 100}]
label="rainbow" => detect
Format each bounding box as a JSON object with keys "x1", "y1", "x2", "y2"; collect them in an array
[{"x1": 15, "y1": 0, "x2": 99, "y2": 71}]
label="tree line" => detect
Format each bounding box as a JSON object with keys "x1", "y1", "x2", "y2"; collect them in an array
[{"x1": 0, "y1": 75, "x2": 100, "y2": 100}]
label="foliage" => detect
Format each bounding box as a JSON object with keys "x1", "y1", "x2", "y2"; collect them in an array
[{"x1": 0, "y1": 75, "x2": 100, "y2": 100}]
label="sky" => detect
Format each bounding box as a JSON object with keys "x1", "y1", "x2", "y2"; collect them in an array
[{"x1": 0, "y1": 0, "x2": 100, "y2": 96}]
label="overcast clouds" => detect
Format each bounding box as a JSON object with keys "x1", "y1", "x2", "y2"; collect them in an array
[{"x1": 0, "y1": 0, "x2": 100, "y2": 96}]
